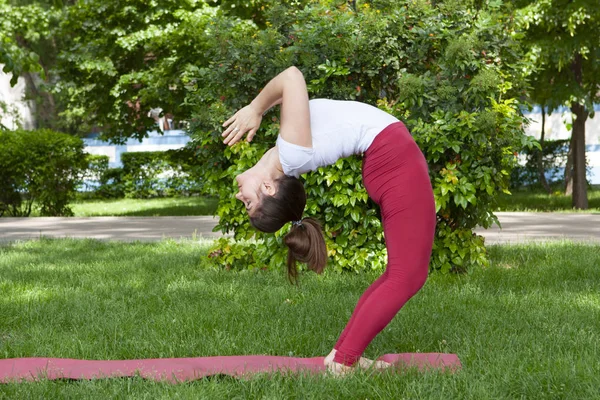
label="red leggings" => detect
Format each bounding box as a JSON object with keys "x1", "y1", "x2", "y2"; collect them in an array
[{"x1": 333, "y1": 122, "x2": 436, "y2": 366}]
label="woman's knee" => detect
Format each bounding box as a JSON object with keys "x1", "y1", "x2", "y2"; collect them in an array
[{"x1": 386, "y1": 262, "x2": 428, "y2": 296}]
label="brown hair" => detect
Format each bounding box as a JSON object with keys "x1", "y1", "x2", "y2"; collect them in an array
[{"x1": 249, "y1": 175, "x2": 327, "y2": 284}]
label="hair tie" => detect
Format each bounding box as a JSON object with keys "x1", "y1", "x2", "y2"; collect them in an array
[{"x1": 292, "y1": 219, "x2": 303, "y2": 227}]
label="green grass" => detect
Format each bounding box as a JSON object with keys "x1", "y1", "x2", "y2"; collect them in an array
[
  {"x1": 30, "y1": 197, "x2": 219, "y2": 217},
  {"x1": 497, "y1": 188, "x2": 600, "y2": 212},
  {"x1": 1, "y1": 239, "x2": 599, "y2": 399}
]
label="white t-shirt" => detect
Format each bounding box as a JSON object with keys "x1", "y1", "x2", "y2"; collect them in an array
[{"x1": 276, "y1": 99, "x2": 399, "y2": 178}]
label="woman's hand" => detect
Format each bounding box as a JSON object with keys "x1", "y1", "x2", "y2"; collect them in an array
[{"x1": 222, "y1": 104, "x2": 263, "y2": 146}]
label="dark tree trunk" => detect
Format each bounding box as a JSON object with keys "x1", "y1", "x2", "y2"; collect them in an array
[
  {"x1": 16, "y1": 34, "x2": 58, "y2": 131},
  {"x1": 569, "y1": 53, "x2": 588, "y2": 209},
  {"x1": 537, "y1": 106, "x2": 551, "y2": 194},
  {"x1": 570, "y1": 101, "x2": 588, "y2": 209},
  {"x1": 565, "y1": 141, "x2": 573, "y2": 195}
]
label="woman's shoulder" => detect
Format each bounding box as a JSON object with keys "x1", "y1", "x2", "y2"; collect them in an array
[
  {"x1": 308, "y1": 98, "x2": 368, "y2": 112},
  {"x1": 309, "y1": 98, "x2": 360, "y2": 105},
  {"x1": 309, "y1": 99, "x2": 396, "y2": 121},
  {"x1": 309, "y1": 98, "x2": 381, "y2": 110}
]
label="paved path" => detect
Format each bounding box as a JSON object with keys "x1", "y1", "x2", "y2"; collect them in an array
[
  {"x1": 0, "y1": 213, "x2": 599, "y2": 244},
  {"x1": 473, "y1": 212, "x2": 600, "y2": 244},
  {"x1": 0, "y1": 217, "x2": 224, "y2": 242}
]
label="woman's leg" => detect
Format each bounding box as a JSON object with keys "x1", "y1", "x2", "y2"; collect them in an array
[
  {"x1": 333, "y1": 268, "x2": 389, "y2": 350},
  {"x1": 333, "y1": 122, "x2": 435, "y2": 367},
  {"x1": 332, "y1": 205, "x2": 433, "y2": 366}
]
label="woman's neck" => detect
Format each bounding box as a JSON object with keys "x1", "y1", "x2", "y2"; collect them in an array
[{"x1": 252, "y1": 146, "x2": 284, "y2": 180}]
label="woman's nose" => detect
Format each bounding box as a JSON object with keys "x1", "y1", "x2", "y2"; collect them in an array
[{"x1": 235, "y1": 191, "x2": 242, "y2": 201}]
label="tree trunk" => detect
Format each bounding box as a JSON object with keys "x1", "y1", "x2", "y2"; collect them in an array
[
  {"x1": 16, "y1": 35, "x2": 58, "y2": 131},
  {"x1": 537, "y1": 106, "x2": 551, "y2": 194},
  {"x1": 570, "y1": 101, "x2": 588, "y2": 209},
  {"x1": 569, "y1": 53, "x2": 588, "y2": 209},
  {"x1": 564, "y1": 139, "x2": 573, "y2": 195}
]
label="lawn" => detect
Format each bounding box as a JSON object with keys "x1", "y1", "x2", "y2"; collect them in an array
[
  {"x1": 496, "y1": 188, "x2": 600, "y2": 212},
  {"x1": 0, "y1": 239, "x2": 599, "y2": 398},
  {"x1": 29, "y1": 196, "x2": 219, "y2": 217}
]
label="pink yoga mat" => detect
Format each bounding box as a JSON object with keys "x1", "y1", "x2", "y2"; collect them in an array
[{"x1": 0, "y1": 353, "x2": 460, "y2": 383}]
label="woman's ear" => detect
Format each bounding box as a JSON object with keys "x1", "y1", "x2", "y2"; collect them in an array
[{"x1": 263, "y1": 181, "x2": 277, "y2": 196}]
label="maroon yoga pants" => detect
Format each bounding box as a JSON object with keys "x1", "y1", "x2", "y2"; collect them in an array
[{"x1": 333, "y1": 121, "x2": 436, "y2": 367}]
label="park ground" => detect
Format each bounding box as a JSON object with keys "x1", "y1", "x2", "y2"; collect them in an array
[
  {"x1": 1, "y1": 189, "x2": 599, "y2": 398},
  {"x1": 0, "y1": 238, "x2": 599, "y2": 398}
]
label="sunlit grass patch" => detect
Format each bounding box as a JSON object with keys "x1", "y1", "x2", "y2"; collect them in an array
[
  {"x1": 26, "y1": 196, "x2": 218, "y2": 217},
  {"x1": 496, "y1": 188, "x2": 600, "y2": 212}
]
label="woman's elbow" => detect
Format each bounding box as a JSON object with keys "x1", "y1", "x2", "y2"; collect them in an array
[{"x1": 284, "y1": 66, "x2": 304, "y2": 79}]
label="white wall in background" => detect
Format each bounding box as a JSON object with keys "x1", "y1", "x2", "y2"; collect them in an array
[
  {"x1": 523, "y1": 106, "x2": 600, "y2": 184},
  {"x1": 0, "y1": 67, "x2": 36, "y2": 130},
  {"x1": 523, "y1": 105, "x2": 600, "y2": 145}
]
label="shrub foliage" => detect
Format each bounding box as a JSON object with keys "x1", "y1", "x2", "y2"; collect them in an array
[
  {"x1": 0, "y1": 129, "x2": 87, "y2": 216},
  {"x1": 187, "y1": 0, "x2": 536, "y2": 274},
  {"x1": 81, "y1": 154, "x2": 110, "y2": 194},
  {"x1": 510, "y1": 138, "x2": 591, "y2": 190},
  {"x1": 510, "y1": 139, "x2": 571, "y2": 190},
  {"x1": 120, "y1": 149, "x2": 203, "y2": 198},
  {"x1": 82, "y1": 149, "x2": 203, "y2": 199}
]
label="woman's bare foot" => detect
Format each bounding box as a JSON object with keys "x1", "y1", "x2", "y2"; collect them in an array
[
  {"x1": 324, "y1": 349, "x2": 391, "y2": 375},
  {"x1": 324, "y1": 349, "x2": 353, "y2": 377},
  {"x1": 358, "y1": 357, "x2": 392, "y2": 370},
  {"x1": 324, "y1": 348, "x2": 337, "y2": 366},
  {"x1": 326, "y1": 360, "x2": 353, "y2": 377}
]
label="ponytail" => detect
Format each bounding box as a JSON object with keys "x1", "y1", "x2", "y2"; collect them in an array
[
  {"x1": 248, "y1": 175, "x2": 327, "y2": 284},
  {"x1": 284, "y1": 217, "x2": 327, "y2": 284}
]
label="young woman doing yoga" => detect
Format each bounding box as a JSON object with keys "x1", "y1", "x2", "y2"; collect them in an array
[{"x1": 222, "y1": 66, "x2": 436, "y2": 375}]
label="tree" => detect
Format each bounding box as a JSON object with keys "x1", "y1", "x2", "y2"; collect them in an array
[
  {"x1": 0, "y1": 0, "x2": 49, "y2": 85},
  {"x1": 517, "y1": 0, "x2": 600, "y2": 209},
  {"x1": 54, "y1": 0, "x2": 210, "y2": 141},
  {"x1": 0, "y1": 0, "x2": 51, "y2": 129},
  {"x1": 52, "y1": 0, "x2": 299, "y2": 142},
  {"x1": 0, "y1": 0, "x2": 82, "y2": 132}
]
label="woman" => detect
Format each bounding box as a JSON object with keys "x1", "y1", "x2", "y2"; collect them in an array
[{"x1": 222, "y1": 66, "x2": 436, "y2": 375}]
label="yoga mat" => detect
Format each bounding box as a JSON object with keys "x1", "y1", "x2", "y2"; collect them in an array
[{"x1": 0, "y1": 353, "x2": 461, "y2": 383}]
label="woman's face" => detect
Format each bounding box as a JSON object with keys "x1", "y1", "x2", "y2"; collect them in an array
[{"x1": 235, "y1": 170, "x2": 273, "y2": 215}]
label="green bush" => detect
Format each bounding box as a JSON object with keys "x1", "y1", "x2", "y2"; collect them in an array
[
  {"x1": 80, "y1": 148, "x2": 202, "y2": 199},
  {"x1": 120, "y1": 148, "x2": 202, "y2": 198},
  {"x1": 94, "y1": 167, "x2": 126, "y2": 199},
  {"x1": 188, "y1": 1, "x2": 535, "y2": 274},
  {"x1": 80, "y1": 154, "x2": 110, "y2": 193},
  {"x1": 0, "y1": 129, "x2": 87, "y2": 216},
  {"x1": 78, "y1": 154, "x2": 126, "y2": 199}
]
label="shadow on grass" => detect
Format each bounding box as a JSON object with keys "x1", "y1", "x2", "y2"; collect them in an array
[
  {"x1": 2, "y1": 240, "x2": 597, "y2": 303},
  {"x1": 0, "y1": 238, "x2": 210, "y2": 294}
]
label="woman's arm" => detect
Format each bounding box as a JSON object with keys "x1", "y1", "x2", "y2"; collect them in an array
[{"x1": 222, "y1": 66, "x2": 311, "y2": 147}]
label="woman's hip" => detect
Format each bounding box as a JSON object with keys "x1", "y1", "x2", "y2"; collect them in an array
[{"x1": 362, "y1": 122, "x2": 432, "y2": 206}]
